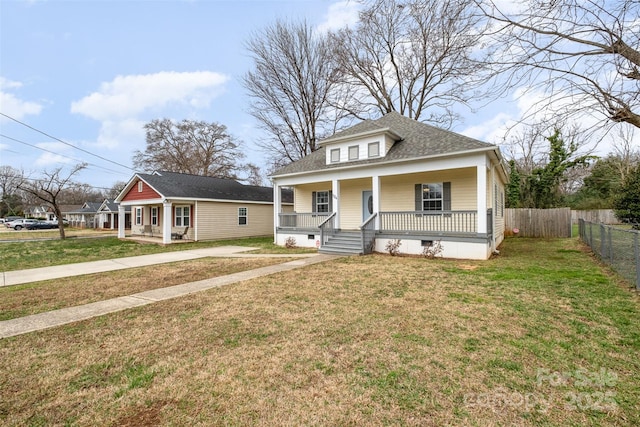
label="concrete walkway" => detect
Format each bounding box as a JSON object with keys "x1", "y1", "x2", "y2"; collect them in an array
[
  {"x1": 0, "y1": 248, "x2": 340, "y2": 339},
  {"x1": 1, "y1": 246, "x2": 315, "y2": 287}
]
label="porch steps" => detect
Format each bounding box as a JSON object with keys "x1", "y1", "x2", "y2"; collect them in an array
[{"x1": 319, "y1": 231, "x2": 363, "y2": 255}]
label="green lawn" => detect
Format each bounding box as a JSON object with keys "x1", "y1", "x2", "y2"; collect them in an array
[
  {"x1": 0, "y1": 235, "x2": 314, "y2": 271},
  {"x1": 1, "y1": 237, "x2": 638, "y2": 425}
]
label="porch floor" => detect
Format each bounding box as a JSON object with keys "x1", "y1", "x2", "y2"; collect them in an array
[{"x1": 124, "y1": 235, "x2": 191, "y2": 245}]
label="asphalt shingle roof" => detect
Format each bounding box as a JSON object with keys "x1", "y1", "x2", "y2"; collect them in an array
[
  {"x1": 272, "y1": 112, "x2": 496, "y2": 176},
  {"x1": 138, "y1": 171, "x2": 292, "y2": 203}
]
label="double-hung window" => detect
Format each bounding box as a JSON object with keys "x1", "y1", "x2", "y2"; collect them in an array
[
  {"x1": 368, "y1": 142, "x2": 380, "y2": 158},
  {"x1": 348, "y1": 145, "x2": 359, "y2": 160},
  {"x1": 135, "y1": 207, "x2": 142, "y2": 225},
  {"x1": 175, "y1": 206, "x2": 190, "y2": 227},
  {"x1": 415, "y1": 182, "x2": 451, "y2": 213},
  {"x1": 315, "y1": 191, "x2": 330, "y2": 213},
  {"x1": 151, "y1": 207, "x2": 158, "y2": 226},
  {"x1": 422, "y1": 183, "x2": 443, "y2": 211},
  {"x1": 238, "y1": 207, "x2": 247, "y2": 225}
]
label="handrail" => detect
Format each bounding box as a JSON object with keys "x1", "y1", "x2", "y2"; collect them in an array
[
  {"x1": 318, "y1": 212, "x2": 337, "y2": 246},
  {"x1": 360, "y1": 213, "x2": 377, "y2": 254}
]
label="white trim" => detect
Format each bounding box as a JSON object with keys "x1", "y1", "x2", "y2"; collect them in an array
[
  {"x1": 319, "y1": 127, "x2": 402, "y2": 146},
  {"x1": 238, "y1": 207, "x2": 248, "y2": 226},
  {"x1": 271, "y1": 146, "x2": 500, "y2": 180},
  {"x1": 118, "y1": 198, "x2": 289, "y2": 206}
]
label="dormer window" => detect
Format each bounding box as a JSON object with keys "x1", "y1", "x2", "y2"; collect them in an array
[
  {"x1": 368, "y1": 142, "x2": 380, "y2": 158},
  {"x1": 348, "y1": 145, "x2": 359, "y2": 160},
  {"x1": 330, "y1": 148, "x2": 340, "y2": 163}
]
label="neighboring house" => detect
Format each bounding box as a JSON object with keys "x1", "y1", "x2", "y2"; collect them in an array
[
  {"x1": 26, "y1": 205, "x2": 55, "y2": 220},
  {"x1": 59, "y1": 205, "x2": 83, "y2": 224},
  {"x1": 115, "y1": 171, "x2": 293, "y2": 244},
  {"x1": 271, "y1": 112, "x2": 508, "y2": 260},
  {"x1": 96, "y1": 199, "x2": 131, "y2": 230},
  {"x1": 65, "y1": 202, "x2": 102, "y2": 228}
]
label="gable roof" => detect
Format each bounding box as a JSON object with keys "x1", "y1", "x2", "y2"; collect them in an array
[
  {"x1": 272, "y1": 111, "x2": 498, "y2": 177},
  {"x1": 116, "y1": 171, "x2": 293, "y2": 203}
]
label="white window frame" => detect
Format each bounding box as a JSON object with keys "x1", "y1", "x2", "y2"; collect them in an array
[
  {"x1": 348, "y1": 145, "x2": 359, "y2": 160},
  {"x1": 422, "y1": 183, "x2": 443, "y2": 211},
  {"x1": 135, "y1": 207, "x2": 143, "y2": 225},
  {"x1": 330, "y1": 148, "x2": 340, "y2": 163},
  {"x1": 316, "y1": 191, "x2": 330, "y2": 213},
  {"x1": 238, "y1": 207, "x2": 247, "y2": 226},
  {"x1": 151, "y1": 206, "x2": 158, "y2": 226},
  {"x1": 175, "y1": 205, "x2": 190, "y2": 227},
  {"x1": 368, "y1": 141, "x2": 380, "y2": 158}
]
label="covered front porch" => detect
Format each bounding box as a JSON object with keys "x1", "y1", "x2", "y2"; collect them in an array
[
  {"x1": 272, "y1": 161, "x2": 498, "y2": 259},
  {"x1": 117, "y1": 200, "x2": 192, "y2": 244}
]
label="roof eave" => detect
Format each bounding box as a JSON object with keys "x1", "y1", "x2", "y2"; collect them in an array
[
  {"x1": 271, "y1": 146, "x2": 500, "y2": 180},
  {"x1": 318, "y1": 127, "x2": 402, "y2": 146}
]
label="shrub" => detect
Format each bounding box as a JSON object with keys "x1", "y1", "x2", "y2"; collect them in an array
[
  {"x1": 385, "y1": 239, "x2": 402, "y2": 256},
  {"x1": 422, "y1": 240, "x2": 444, "y2": 259},
  {"x1": 284, "y1": 236, "x2": 297, "y2": 248}
]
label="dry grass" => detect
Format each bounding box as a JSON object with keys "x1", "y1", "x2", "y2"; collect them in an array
[
  {"x1": 0, "y1": 228, "x2": 115, "y2": 241},
  {"x1": 0, "y1": 238, "x2": 638, "y2": 426},
  {"x1": 0, "y1": 257, "x2": 293, "y2": 320}
]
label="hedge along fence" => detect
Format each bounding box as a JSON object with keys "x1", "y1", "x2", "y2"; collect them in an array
[{"x1": 505, "y1": 208, "x2": 572, "y2": 238}]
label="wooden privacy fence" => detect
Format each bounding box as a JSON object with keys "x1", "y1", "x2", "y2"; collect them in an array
[
  {"x1": 572, "y1": 209, "x2": 620, "y2": 225},
  {"x1": 505, "y1": 208, "x2": 572, "y2": 238}
]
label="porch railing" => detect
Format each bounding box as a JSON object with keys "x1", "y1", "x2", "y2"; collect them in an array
[
  {"x1": 279, "y1": 212, "x2": 330, "y2": 229},
  {"x1": 379, "y1": 210, "x2": 478, "y2": 234},
  {"x1": 319, "y1": 212, "x2": 337, "y2": 245},
  {"x1": 360, "y1": 213, "x2": 377, "y2": 254}
]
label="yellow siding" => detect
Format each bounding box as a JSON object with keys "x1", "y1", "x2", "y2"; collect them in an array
[
  {"x1": 380, "y1": 168, "x2": 477, "y2": 211},
  {"x1": 339, "y1": 178, "x2": 371, "y2": 229},
  {"x1": 196, "y1": 202, "x2": 273, "y2": 240},
  {"x1": 294, "y1": 182, "x2": 332, "y2": 212}
]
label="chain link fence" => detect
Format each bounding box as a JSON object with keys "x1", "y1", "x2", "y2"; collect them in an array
[{"x1": 579, "y1": 219, "x2": 640, "y2": 290}]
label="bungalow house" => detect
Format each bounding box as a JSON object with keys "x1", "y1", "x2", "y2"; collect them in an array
[
  {"x1": 65, "y1": 202, "x2": 102, "y2": 228},
  {"x1": 26, "y1": 205, "x2": 55, "y2": 221},
  {"x1": 96, "y1": 199, "x2": 131, "y2": 230},
  {"x1": 115, "y1": 171, "x2": 292, "y2": 244},
  {"x1": 271, "y1": 112, "x2": 507, "y2": 260}
]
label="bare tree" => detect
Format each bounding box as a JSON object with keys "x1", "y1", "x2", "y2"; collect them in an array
[
  {"x1": 241, "y1": 163, "x2": 265, "y2": 187},
  {"x1": 105, "y1": 181, "x2": 128, "y2": 200},
  {"x1": 133, "y1": 119, "x2": 244, "y2": 179},
  {"x1": 479, "y1": 0, "x2": 640, "y2": 130},
  {"x1": 609, "y1": 126, "x2": 640, "y2": 182},
  {"x1": 0, "y1": 166, "x2": 25, "y2": 217},
  {"x1": 18, "y1": 163, "x2": 87, "y2": 239},
  {"x1": 243, "y1": 20, "x2": 348, "y2": 169},
  {"x1": 331, "y1": 0, "x2": 489, "y2": 128}
]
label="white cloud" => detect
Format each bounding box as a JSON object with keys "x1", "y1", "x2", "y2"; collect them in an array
[
  {"x1": 0, "y1": 77, "x2": 43, "y2": 120},
  {"x1": 70, "y1": 71, "x2": 229, "y2": 150},
  {"x1": 317, "y1": 1, "x2": 360, "y2": 33},
  {"x1": 70, "y1": 71, "x2": 229, "y2": 121},
  {"x1": 33, "y1": 142, "x2": 75, "y2": 167}
]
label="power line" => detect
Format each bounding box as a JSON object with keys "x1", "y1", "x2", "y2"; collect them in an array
[
  {"x1": 0, "y1": 112, "x2": 135, "y2": 172},
  {"x1": 0, "y1": 172, "x2": 119, "y2": 192},
  {"x1": 0, "y1": 133, "x2": 127, "y2": 176}
]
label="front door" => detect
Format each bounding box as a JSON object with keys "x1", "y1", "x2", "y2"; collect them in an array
[{"x1": 362, "y1": 190, "x2": 373, "y2": 222}]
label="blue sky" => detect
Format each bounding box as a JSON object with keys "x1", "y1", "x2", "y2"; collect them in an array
[{"x1": 1, "y1": 0, "x2": 635, "y2": 191}]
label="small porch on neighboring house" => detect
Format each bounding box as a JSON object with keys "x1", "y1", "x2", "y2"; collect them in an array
[
  {"x1": 117, "y1": 201, "x2": 193, "y2": 245},
  {"x1": 96, "y1": 199, "x2": 131, "y2": 230}
]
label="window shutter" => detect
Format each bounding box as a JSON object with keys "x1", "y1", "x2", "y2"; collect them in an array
[
  {"x1": 328, "y1": 191, "x2": 333, "y2": 212},
  {"x1": 415, "y1": 184, "x2": 422, "y2": 211},
  {"x1": 443, "y1": 182, "x2": 451, "y2": 211},
  {"x1": 312, "y1": 191, "x2": 317, "y2": 213}
]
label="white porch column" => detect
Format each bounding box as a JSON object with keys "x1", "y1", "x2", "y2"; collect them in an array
[
  {"x1": 273, "y1": 183, "x2": 281, "y2": 243},
  {"x1": 372, "y1": 175, "x2": 381, "y2": 229},
  {"x1": 162, "y1": 200, "x2": 172, "y2": 244},
  {"x1": 332, "y1": 179, "x2": 340, "y2": 229},
  {"x1": 117, "y1": 205, "x2": 125, "y2": 238},
  {"x1": 477, "y1": 162, "x2": 487, "y2": 235},
  {"x1": 110, "y1": 213, "x2": 115, "y2": 229}
]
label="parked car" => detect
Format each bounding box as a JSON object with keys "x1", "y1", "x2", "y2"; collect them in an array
[
  {"x1": 6, "y1": 219, "x2": 38, "y2": 230},
  {"x1": 25, "y1": 220, "x2": 59, "y2": 230},
  {"x1": 3, "y1": 216, "x2": 23, "y2": 225}
]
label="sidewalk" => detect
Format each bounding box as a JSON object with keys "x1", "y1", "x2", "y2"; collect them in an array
[
  {"x1": 0, "y1": 247, "x2": 340, "y2": 339},
  {"x1": 1, "y1": 246, "x2": 313, "y2": 287}
]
